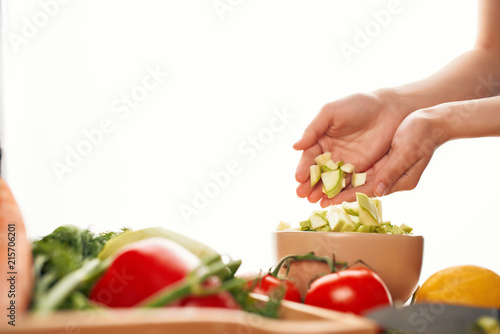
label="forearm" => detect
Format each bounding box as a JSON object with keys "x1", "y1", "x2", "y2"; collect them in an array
[
  {"x1": 375, "y1": 0, "x2": 500, "y2": 119},
  {"x1": 435, "y1": 96, "x2": 500, "y2": 142},
  {"x1": 375, "y1": 47, "x2": 500, "y2": 118}
]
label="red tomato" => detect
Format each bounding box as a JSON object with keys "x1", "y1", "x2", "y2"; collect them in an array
[
  {"x1": 170, "y1": 291, "x2": 240, "y2": 309},
  {"x1": 89, "y1": 237, "x2": 200, "y2": 307},
  {"x1": 304, "y1": 267, "x2": 391, "y2": 315},
  {"x1": 250, "y1": 274, "x2": 302, "y2": 303}
]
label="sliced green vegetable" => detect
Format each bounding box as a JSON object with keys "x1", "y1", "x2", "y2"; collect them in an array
[
  {"x1": 320, "y1": 159, "x2": 338, "y2": 172},
  {"x1": 340, "y1": 163, "x2": 355, "y2": 173},
  {"x1": 351, "y1": 172, "x2": 367, "y2": 187},
  {"x1": 98, "y1": 227, "x2": 218, "y2": 261},
  {"x1": 309, "y1": 213, "x2": 329, "y2": 230},
  {"x1": 315, "y1": 225, "x2": 331, "y2": 232},
  {"x1": 400, "y1": 223, "x2": 413, "y2": 234},
  {"x1": 391, "y1": 225, "x2": 404, "y2": 235},
  {"x1": 356, "y1": 225, "x2": 372, "y2": 233},
  {"x1": 357, "y1": 193, "x2": 381, "y2": 226},
  {"x1": 314, "y1": 152, "x2": 332, "y2": 167},
  {"x1": 310, "y1": 165, "x2": 321, "y2": 187},
  {"x1": 276, "y1": 221, "x2": 291, "y2": 231},
  {"x1": 342, "y1": 201, "x2": 360, "y2": 216},
  {"x1": 300, "y1": 220, "x2": 312, "y2": 231}
]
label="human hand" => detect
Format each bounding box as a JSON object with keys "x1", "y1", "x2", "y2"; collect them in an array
[
  {"x1": 294, "y1": 92, "x2": 407, "y2": 207},
  {"x1": 369, "y1": 107, "x2": 447, "y2": 197}
]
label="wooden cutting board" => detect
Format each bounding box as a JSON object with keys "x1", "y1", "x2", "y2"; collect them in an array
[{"x1": 2, "y1": 294, "x2": 379, "y2": 334}]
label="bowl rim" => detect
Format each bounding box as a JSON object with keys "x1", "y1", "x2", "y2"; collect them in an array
[{"x1": 273, "y1": 230, "x2": 423, "y2": 239}]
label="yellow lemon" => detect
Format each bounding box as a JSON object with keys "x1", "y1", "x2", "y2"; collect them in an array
[{"x1": 416, "y1": 265, "x2": 500, "y2": 308}]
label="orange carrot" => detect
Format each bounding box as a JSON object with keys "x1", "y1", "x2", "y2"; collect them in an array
[{"x1": 0, "y1": 178, "x2": 33, "y2": 315}]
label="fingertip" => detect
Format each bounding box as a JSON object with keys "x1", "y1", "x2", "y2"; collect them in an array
[
  {"x1": 307, "y1": 185, "x2": 324, "y2": 203},
  {"x1": 292, "y1": 140, "x2": 303, "y2": 151},
  {"x1": 373, "y1": 168, "x2": 397, "y2": 197},
  {"x1": 329, "y1": 197, "x2": 343, "y2": 206},
  {"x1": 308, "y1": 197, "x2": 320, "y2": 204},
  {"x1": 293, "y1": 130, "x2": 317, "y2": 151},
  {"x1": 292, "y1": 131, "x2": 307, "y2": 150},
  {"x1": 374, "y1": 182, "x2": 387, "y2": 197},
  {"x1": 296, "y1": 183, "x2": 308, "y2": 198},
  {"x1": 295, "y1": 169, "x2": 309, "y2": 183},
  {"x1": 320, "y1": 197, "x2": 331, "y2": 208}
]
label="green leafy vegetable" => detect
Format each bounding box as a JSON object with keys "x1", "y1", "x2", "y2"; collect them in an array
[
  {"x1": 31, "y1": 225, "x2": 129, "y2": 311},
  {"x1": 31, "y1": 225, "x2": 282, "y2": 319}
]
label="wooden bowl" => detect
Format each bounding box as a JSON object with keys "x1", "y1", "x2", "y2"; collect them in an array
[{"x1": 273, "y1": 231, "x2": 424, "y2": 303}]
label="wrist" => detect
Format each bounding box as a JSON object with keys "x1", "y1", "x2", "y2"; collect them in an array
[
  {"x1": 412, "y1": 107, "x2": 451, "y2": 147},
  {"x1": 373, "y1": 87, "x2": 417, "y2": 121}
]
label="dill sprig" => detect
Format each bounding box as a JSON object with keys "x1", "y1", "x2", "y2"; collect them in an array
[{"x1": 31, "y1": 225, "x2": 129, "y2": 311}]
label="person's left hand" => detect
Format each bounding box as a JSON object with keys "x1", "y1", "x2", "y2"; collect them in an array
[{"x1": 294, "y1": 92, "x2": 407, "y2": 207}]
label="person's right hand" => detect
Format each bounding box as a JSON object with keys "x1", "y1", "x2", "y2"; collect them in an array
[{"x1": 293, "y1": 92, "x2": 407, "y2": 207}]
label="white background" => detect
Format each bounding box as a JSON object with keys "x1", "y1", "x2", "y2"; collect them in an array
[{"x1": 2, "y1": 0, "x2": 499, "y2": 287}]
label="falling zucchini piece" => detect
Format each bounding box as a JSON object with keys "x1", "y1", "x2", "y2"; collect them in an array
[
  {"x1": 321, "y1": 170, "x2": 342, "y2": 196},
  {"x1": 320, "y1": 159, "x2": 338, "y2": 172},
  {"x1": 310, "y1": 165, "x2": 321, "y2": 187},
  {"x1": 309, "y1": 152, "x2": 367, "y2": 200},
  {"x1": 351, "y1": 172, "x2": 367, "y2": 187},
  {"x1": 314, "y1": 152, "x2": 332, "y2": 167},
  {"x1": 340, "y1": 163, "x2": 355, "y2": 173},
  {"x1": 326, "y1": 169, "x2": 345, "y2": 198}
]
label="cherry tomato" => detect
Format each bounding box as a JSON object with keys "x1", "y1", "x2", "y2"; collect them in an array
[
  {"x1": 304, "y1": 267, "x2": 392, "y2": 315},
  {"x1": 170, "y1": 291, "x2": 240, "y2": 309},
  {"x1": 250, "y1": 274, "x2": 301, "y2": 303},
  {"x1": 89, "y1": 237, "x2": 199, "y2": 307}
]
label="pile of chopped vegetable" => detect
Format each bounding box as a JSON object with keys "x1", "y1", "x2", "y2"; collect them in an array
[{"x1": 278, "y1": 193, "x2": 413, "y2": 234}]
